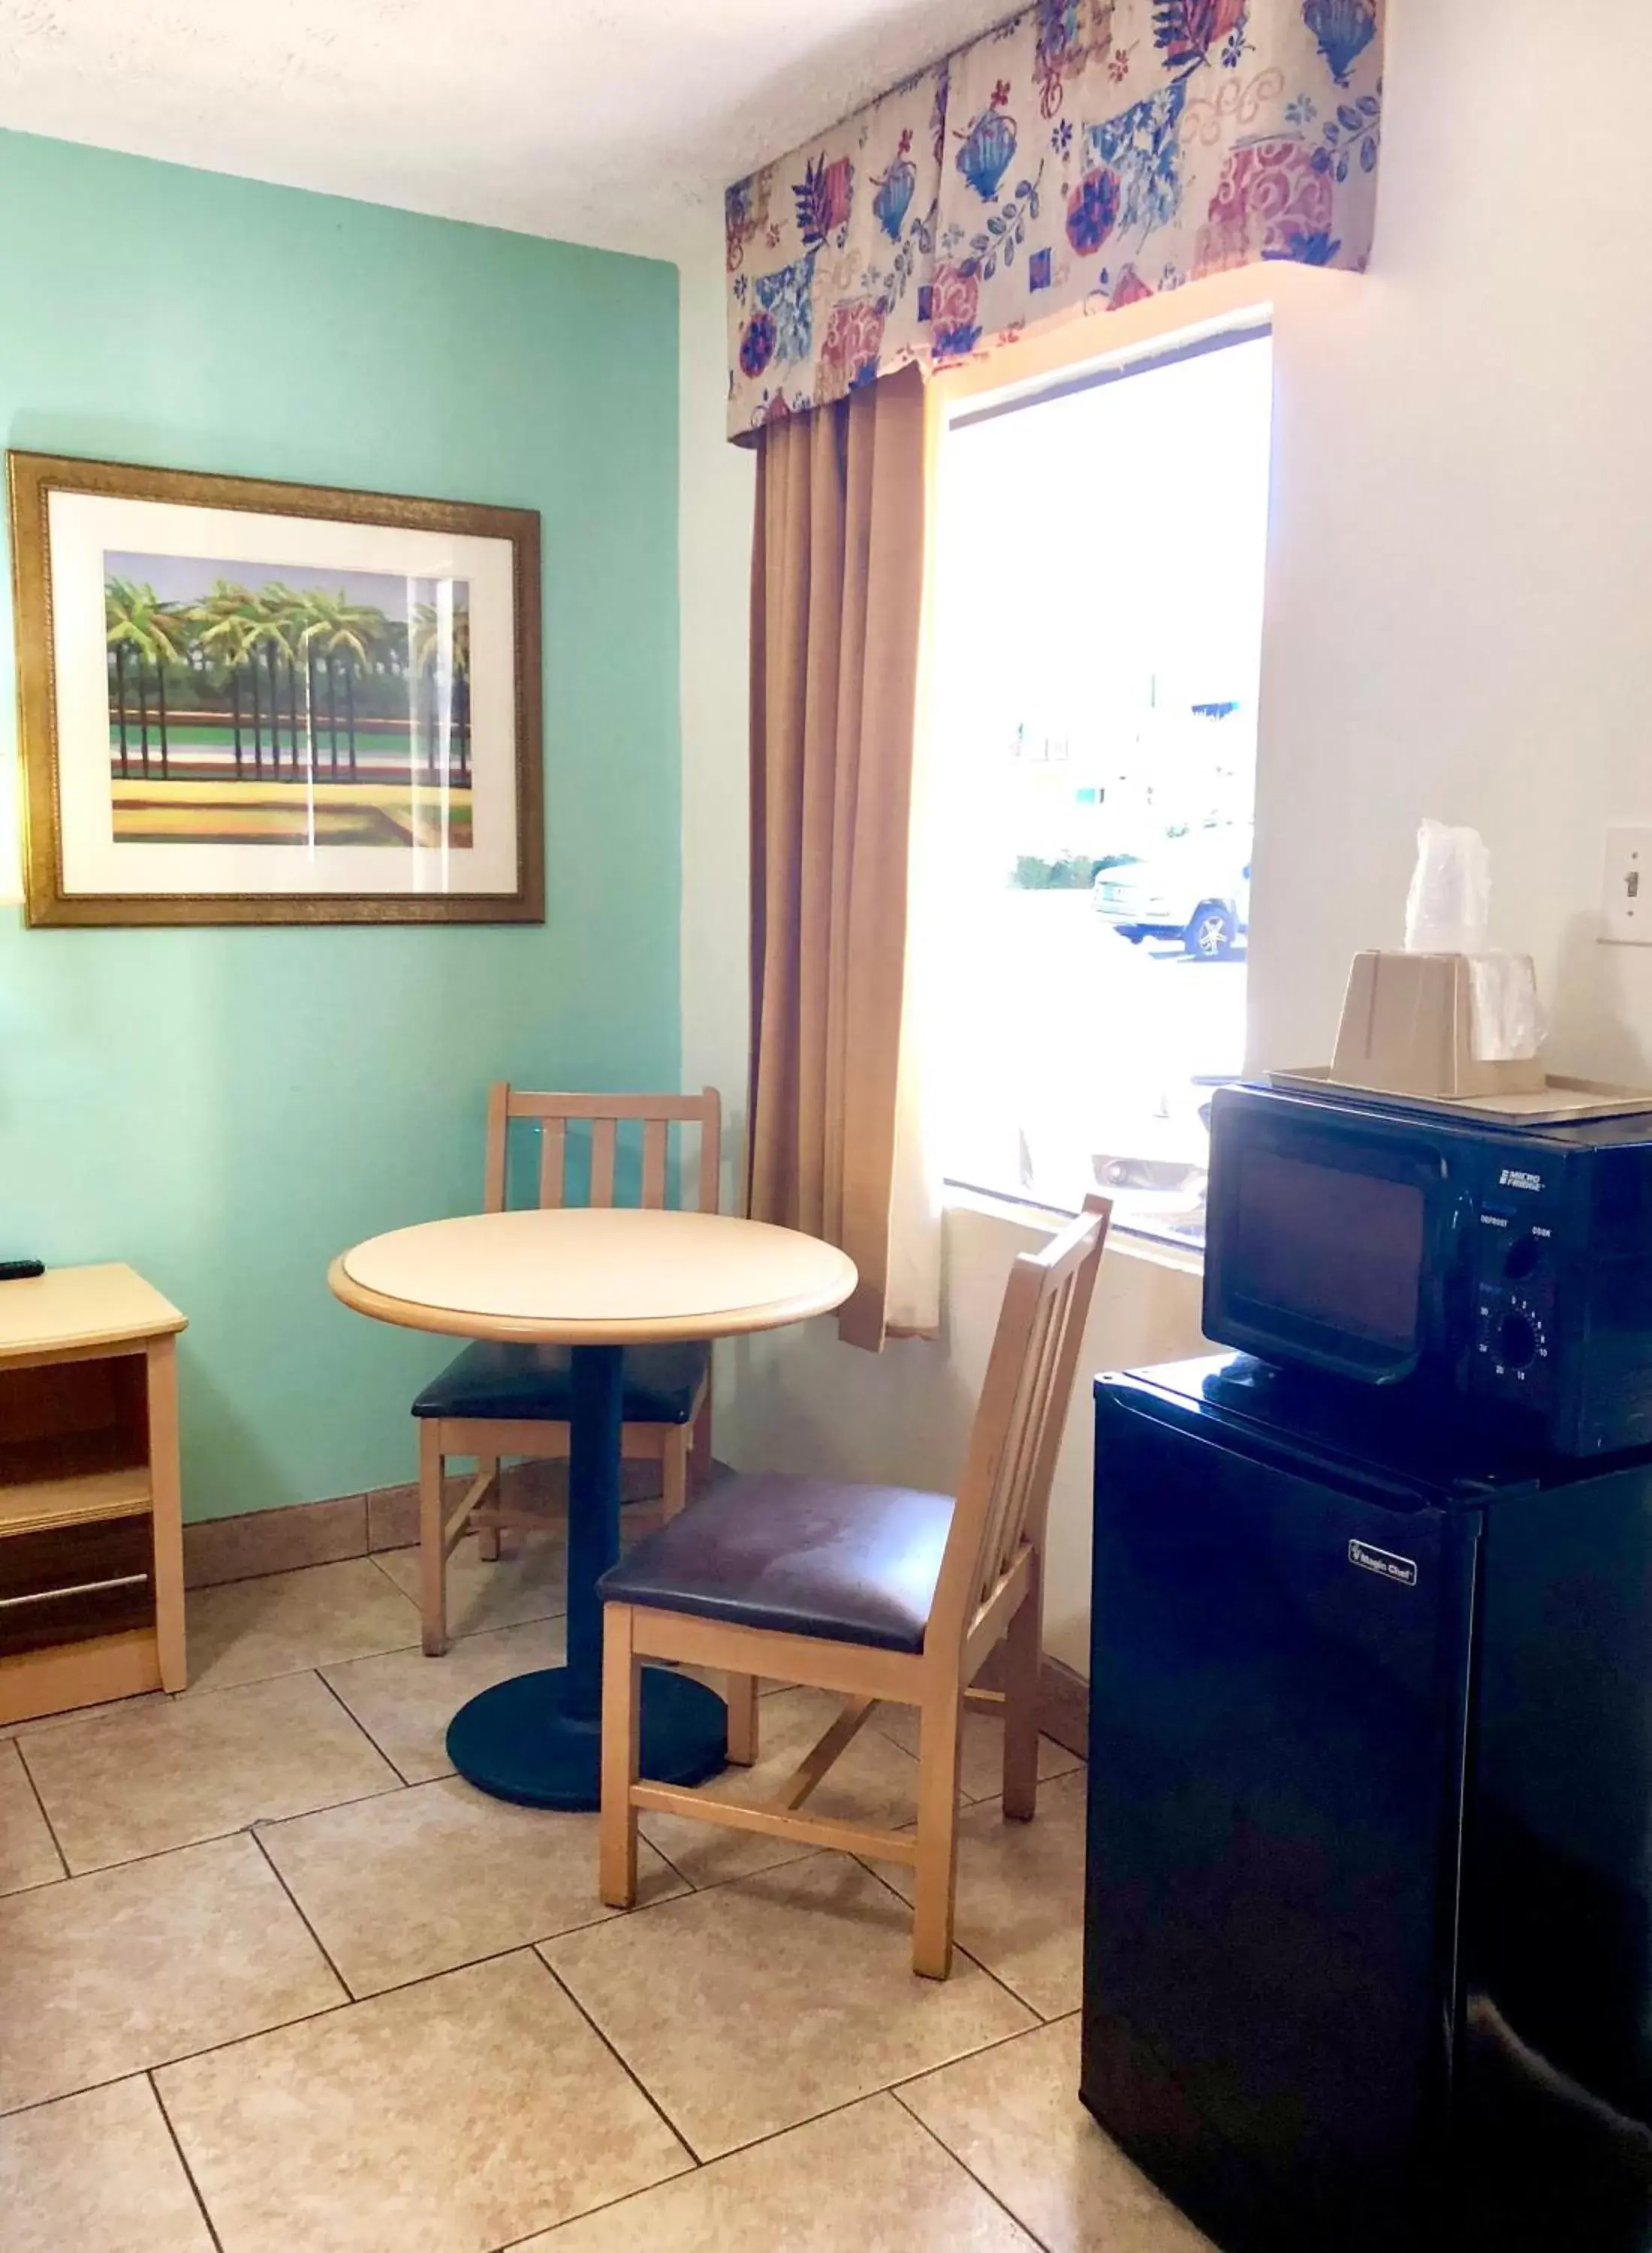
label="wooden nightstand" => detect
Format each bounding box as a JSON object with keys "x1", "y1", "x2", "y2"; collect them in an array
[{"x1": 0, "y1": 1264, "x2": 187, "y2": 1724}]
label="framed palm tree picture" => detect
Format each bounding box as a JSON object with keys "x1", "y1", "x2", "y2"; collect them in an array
[{"x1": 8, "y1": 451, "x2": 542, "y2": 924}]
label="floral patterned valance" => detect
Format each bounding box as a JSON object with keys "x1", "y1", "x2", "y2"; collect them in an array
[{"x1": 726, "y1": 0, "x2": 1383, "y2": 440}]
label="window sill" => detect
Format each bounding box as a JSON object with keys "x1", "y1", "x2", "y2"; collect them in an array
[{"x1": 941, "y1": 1181, "x2": 1205, "y2": 1278}]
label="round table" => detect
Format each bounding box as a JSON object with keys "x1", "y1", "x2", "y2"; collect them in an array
[{"x1": 329, "y1": 1207, "x2": 857, "y2": 1811}]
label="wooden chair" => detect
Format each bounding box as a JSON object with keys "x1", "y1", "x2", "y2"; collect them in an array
[
  {"x1": 412, "y1": 1084, "x2": 722, "y2": 1657},
  {"x1": 597, "y1": 1194, "x2": 1110, "y2": 1977}
]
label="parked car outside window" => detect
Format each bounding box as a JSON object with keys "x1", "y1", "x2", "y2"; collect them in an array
[{"x1": 1093, "y1": 827, "x2": 1252, "y2": 959}]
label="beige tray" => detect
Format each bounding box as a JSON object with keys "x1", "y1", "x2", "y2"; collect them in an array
[{"x1": 1270, "y1": 1067, "x2": 1652, "y2": 1126}]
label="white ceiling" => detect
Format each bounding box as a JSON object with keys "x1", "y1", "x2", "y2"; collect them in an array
[{"x1": 0, "y1": 0, "x2": 1017, "y2": 260}]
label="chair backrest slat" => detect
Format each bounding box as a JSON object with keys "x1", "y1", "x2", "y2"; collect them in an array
[
  {"x1": 482, "y1": 1081, "x2": 511, "y2": 1214},
  {"x1": 538, "y1": 1118, "x2": 567, "y2": 1209},
  {"x1": 589, "y1": 1117, "x2": 618, "y2": 1208},
  {"x1": 481, "y1": 1083, "x2": 723, "y2": 1217},
  {"x1": 1019, "y1": 1267, "x2": 1096, "y2": 1571},
  {"x1": 641, "y1": 1120, "x2": 669, "y2": 1210},
  {"x1": 1000, "y1": 1271, "x2": 1077, "y2": 1586},
  {"x1": 927, "y1": 1195, "x2": 1110, "y2": 1654},
  {"x1": 984, "y1": 1283, "x2": 1060, "y2": 1593},
  {"x1": 977, "y1": 1293, "x2": 1045, "y2": 1594}
]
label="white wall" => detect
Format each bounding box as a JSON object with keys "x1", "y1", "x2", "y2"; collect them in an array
[
  {"x1": 1250, "y1": 0, "x2": 1652, "y2": 1079},
  {"x1": 680, "y1": 0, "x2": 1652, "y2": 1676},
  {"x1": 677, "y1": 216, "x2": 755, "y2": 1159}
]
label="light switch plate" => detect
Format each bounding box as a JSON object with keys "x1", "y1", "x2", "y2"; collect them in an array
[{"x1": 1602, "y1": 825, "x2": 1652, "y2": 943}]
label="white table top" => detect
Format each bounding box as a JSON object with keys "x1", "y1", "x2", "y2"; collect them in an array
[{"x1": 330, "y1": 1207, "x2": 858, "y2": 1345}]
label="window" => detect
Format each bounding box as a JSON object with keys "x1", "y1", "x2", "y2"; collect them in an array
[{"x1": 924, "y1": 326, "x2": 1274, "y2": 1247}]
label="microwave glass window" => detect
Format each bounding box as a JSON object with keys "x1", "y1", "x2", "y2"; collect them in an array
[{"x1": 1234, "y1": 1148, "x2": 1426, "y2": 1348}]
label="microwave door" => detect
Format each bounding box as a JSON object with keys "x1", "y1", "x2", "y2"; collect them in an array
[{"x1": 1205, "y1": 1125, "x2": 1449, "y2": 1384}]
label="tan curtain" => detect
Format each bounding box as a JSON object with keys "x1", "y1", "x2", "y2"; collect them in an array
[{"x1": 746, "y1": 363, "x2": 935, "y2": 1350}]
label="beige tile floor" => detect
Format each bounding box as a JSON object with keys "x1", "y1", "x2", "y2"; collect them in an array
[{"x1": 0, "y1": 1531, "x2": 1210, "y2": 2252}]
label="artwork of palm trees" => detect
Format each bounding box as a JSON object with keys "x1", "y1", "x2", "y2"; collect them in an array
[{"x1": 104, "y1": 554, "x2": 472, "y2": 847}]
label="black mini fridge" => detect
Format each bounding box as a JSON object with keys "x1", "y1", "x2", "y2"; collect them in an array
[{"x1": 1083, "y1": 1353, "x2": 1652, "y2": 2252}]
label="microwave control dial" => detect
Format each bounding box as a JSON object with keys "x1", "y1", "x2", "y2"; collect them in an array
[
  {"x1": 1479, "y1": 1298, "x2": 1548, "y2": 1378},
  {"x1": 1496, "y1": 1309, "x2": 1542, "y2": 1371}
]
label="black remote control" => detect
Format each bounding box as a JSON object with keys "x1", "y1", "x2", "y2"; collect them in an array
[{"x1": 0, "y1": 1259, "x2": 45, "y2": 1281}]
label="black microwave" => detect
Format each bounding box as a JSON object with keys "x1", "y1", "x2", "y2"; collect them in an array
[{"x1": 1203, "y1": 1081, "x2": 1652, "y2": 1457}]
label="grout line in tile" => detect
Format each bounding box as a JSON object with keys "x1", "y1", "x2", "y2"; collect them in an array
[
  {"x1": 2, "y1": 1745, "x2": 399, "y2": 2108},
  {"x1": 892, "y1": 2079, "x2": 1054, "y2": 2251},
  {"x1": 16, "y1": 1650, "x2": 452, "y2": 1750},
  {"x1": 246, "y1": 1827, "x2": 357, "y2": 2002},
  {"x1": 530, "y1": 1849, "x2": 1053, "y2": 2176},
  {"x1": 531, "y1": 1947, "x2": 705, "y2": 2168},
  {"x1": 887, "y1": 2010, "x2": 1076, "y2": 2101},
  {"x1": 311, "y1": 1687, "x2": 427, "y2": 1784},
  {"x1": 2, "y1": 2061, "x2": 167, "y2": 2127},
  {"x1": 59, "y1": 1794, "x2": 382, "y2": 1881},
  {"x1": 523, "y1": 1865, "x2": 695, "y2": 1946},
  {"x1": 308, "y1": 1661, "x2": 427, "y2": 1778},
  {"x1": 527, "y1": 1931, "x2": 1063, "y2": 2215},
  {"x1": 244, "y1": 1847, "x2": 701, "y2": 2013},
  {"x1": 485, "y1": 2128, "x2": 690, "y2": 2253},
  {"x1": 1, "y1": 1930, "x2": 666, "y2": 2133},
  {"x1": 358, "y1": 1545, "x2": 580, "y2": 1634},
  {"x1": 629, "y1": 1824, "x2": 697, "y2": 1895},
  {"x1": 357, "y1": 1552, "x2": 553, "y2": 1627},
  {"x1": 180, "y1": 1641, "x2": 424, "y2": 1700},
  {"x1": 9, "y1": 1688, "x2": 1068, "y2": 2191},
  {"x1": 537, "y1": 2030, "x2": 1051, "y2": 2217},
  {"x1": 449, "y1": 1606, "x2": 573, "y2": 1641},
  {"x1": 861, "y1": 1709, "x2": 1080, "y2": 1808},
  {"x1": 855, "y1": 1778, "x2": 1086, "y2": 2023},
  {"x1": 8, "y1": 1853, "x2": 1053, "y2": 2205},
  {"x1": 847, "y1": 1850, "x2": 1050, "y2": 2022},
  {"x1": 147, "y1": 2068, "x2": 227, "y2": 2253},
  {"x1": 294, "y1": 1931, "x2": 553, "y2": 2010},
  {"x1": 930, "y1": 1923, "x2": 1056, "y2": 2023},
  {"x1": 866, "y1": 1706, "x2": 922, "y2": 1758},
  {"x1": 644, "y1": 2080, "x2": 910, "y2": 2176},
  {"x1": 481, "y1": 2083, "x2": 930, "y2": 2253},
  {"x1": 6, "y1": 1782, "x2": 408, "y2": 1887},
  {"x1": 0, "y1": 1868, "x2": 73, "y2": 1902},
  {"x1": 0, "y1": 1983, "x2": 357, "y2": 2128},
  {"x1": 10, "y1": 1736, "x2": 71, "y2": 1884},
  {"x1": 244, "y1": 1779, "x2": 412, "y2": 1838},
  {"x1": 369, "y1": 1745, "x2": 434, "y2": 1787},
  {"x1": 566, "y1": 1838, "x2": 831, "y2": 1924}
]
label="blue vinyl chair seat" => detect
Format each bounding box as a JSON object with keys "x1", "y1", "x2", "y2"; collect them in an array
[
  {"x1": 412, "y1": 1339, "x2": 710, "y2": 1428},
  {"x1": 599, "y1": 1471, "x2": 954, "y2": 1653}
]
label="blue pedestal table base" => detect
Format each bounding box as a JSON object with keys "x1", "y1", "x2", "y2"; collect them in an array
[
  {"x1": 443, "y1": 1338, "x2": 728, "y2": 1812},
  {"x1": 445, "y1": 1661, "x2": 728, "y2": 1811}
]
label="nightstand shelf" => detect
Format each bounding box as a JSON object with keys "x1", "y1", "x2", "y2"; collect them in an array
[
  {"x1": 0, "y1": 1463, "x2": 152, "y2": 1538},
  {"x1": 0, "y1": 1265, "x2": 187, "y2": 1724}
]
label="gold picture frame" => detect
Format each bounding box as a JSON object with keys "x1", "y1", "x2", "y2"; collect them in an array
[{"x1": 8, "y1": 450, "x2": 544, "y2": 926}]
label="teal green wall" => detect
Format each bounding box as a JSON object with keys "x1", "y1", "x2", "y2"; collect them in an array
[{"x1": 0, "y1": 131, "x2": 681, "y2": 1519}]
